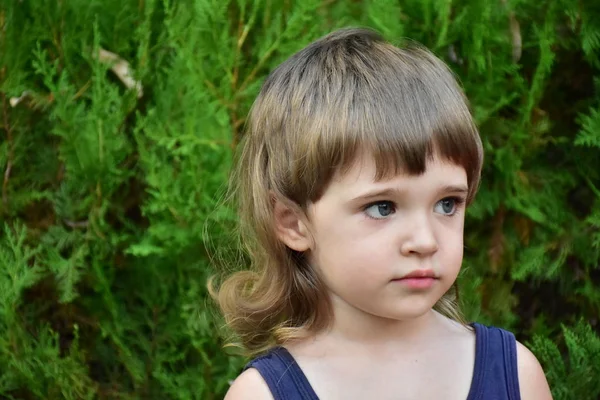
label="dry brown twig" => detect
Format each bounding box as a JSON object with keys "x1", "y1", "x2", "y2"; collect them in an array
[
  {"x1": 501, "y1": 0, "x2": 522, "y2": 62},
  {"x1": 95, "y1": 48, "x2": 144, "y2": 98}
]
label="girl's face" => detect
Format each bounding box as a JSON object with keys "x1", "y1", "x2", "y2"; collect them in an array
[{"x1": 305, "y1": 153, "x2": 468, "y2": 324}]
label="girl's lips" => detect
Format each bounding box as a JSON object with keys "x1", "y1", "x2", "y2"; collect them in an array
[
  {"x1": 393, "y1": 277, "x2": 437, "y2": 289},
  {"x1": 397, "y1": 268, "x2": 437, "y2": 279},
  {"x1": 392, "y1": 270, "x2": 438, "y2": 289}
]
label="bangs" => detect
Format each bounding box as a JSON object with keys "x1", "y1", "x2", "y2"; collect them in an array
[
  {"x1": 319, "y1": 47, "x2": 481, "y2": 184},
  {"x1": 251, "y1": 30, "x2": 483, "y2": 205}
]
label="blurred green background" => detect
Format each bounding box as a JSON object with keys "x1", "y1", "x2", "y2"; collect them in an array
[{"x1": 0, "y1": 0, "x2": 599, "y2": 399}]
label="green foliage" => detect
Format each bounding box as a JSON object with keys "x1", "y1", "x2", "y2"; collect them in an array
[
  {"x1": 0, "y1": 0, "x2": 599, "y2": 398},
  {"x1": 576, "y1": 103, "x2": 600, "y2": 148},
  {"x1": 531, "y1": 320, "x2": 600, "y2": 399}
]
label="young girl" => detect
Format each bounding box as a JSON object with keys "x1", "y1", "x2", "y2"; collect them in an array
[{"x1": 216, "y1": 28, "x2": 552, "y2": 400}]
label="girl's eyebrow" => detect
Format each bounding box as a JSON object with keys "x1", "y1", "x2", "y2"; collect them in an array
[
  {"x1": 351, "y1": 187, "x2": 405, "y2": 202},
  {"x1": 350, "y1": 184, "x2": 468, "y2": 202},
  {"x1": 438, "y1": 185, "x2": 469, "y2": 195}
]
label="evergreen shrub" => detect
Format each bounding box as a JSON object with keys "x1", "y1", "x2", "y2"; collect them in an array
[{"x1": 0, "y1": 0, "x2": 599, "y2": 398}]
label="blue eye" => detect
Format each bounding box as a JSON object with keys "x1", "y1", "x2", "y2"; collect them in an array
[
  {"x1": 364, "y1": 201, "x2": 395, "y2": 219},
  {"x1": 434, "y1": 197, "x2": 462, "y2": 215}
]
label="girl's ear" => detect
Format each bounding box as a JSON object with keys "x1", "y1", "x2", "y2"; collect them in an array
[{"x1": 273, "y1": 197, "x2": 312, "y2": 252}]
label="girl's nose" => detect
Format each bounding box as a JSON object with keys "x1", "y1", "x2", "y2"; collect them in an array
[{"x1": 399, "y1": 216, "x2": 439, "y2": 256}]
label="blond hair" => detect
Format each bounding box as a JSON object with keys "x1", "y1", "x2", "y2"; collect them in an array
[{"x1": 213, "y1": 27, "x2": 483, "y2": 356}]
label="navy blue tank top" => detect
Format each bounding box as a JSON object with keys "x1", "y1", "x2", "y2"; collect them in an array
[{"x1": 244, "y1": 323, "x2": 521, "y2": 400}]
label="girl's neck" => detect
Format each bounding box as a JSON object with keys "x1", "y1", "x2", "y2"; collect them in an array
[{"x1": 323, "y1": 295, "x2": 445, "y2": 350}]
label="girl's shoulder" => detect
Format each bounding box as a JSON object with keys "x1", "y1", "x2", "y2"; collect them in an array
[
  {"x1": 226, "y1": 346, "x2": 317, "y2": 400},
  {"x1": 514, "y1": 337, "x2": 553, "y2": 399},
  {"x1": 239, "y1": 346, "x2": 319, "y2": 400},
  {"x1": 225, "y1": 367, "x2": 274, "y2": 400}
]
